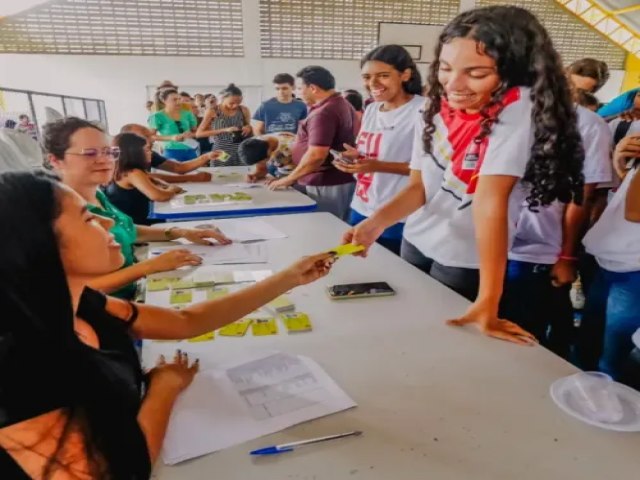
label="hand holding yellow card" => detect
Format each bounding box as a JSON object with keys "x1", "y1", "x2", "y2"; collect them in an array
[{"x1": 328, "y1": 244, "x2": 365, "y2": 256}]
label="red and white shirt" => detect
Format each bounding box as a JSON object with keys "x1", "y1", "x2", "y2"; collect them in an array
[
  {"x1": 404, "y1": 87, "x2": 534, "y2": 268},
  {"x1": 351, "y1": 95, "x2": 425, "y2": 218}
]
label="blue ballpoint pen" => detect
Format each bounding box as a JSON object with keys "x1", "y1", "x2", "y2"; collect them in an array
[{"x1": 250, "y1": 431, "x2": 363, "y2": 455}]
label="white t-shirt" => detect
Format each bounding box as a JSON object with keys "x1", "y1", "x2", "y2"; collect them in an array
[
  {"x1": 403, "y1": 87, "x2": 533, "y2": 268},
  {"x1": 509, "y1": 106, "x2": 613, "y2": 264},
  {"x1": 350, "y1": 95, "x2": 425, "y2": 218},
  {"x1": 583, "y1": 166, "x2": 640, "y2": 272}
]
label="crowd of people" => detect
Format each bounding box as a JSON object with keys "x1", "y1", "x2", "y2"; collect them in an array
[{"x1": 0, "y1": 4, "x2": 639, "y2": 478}]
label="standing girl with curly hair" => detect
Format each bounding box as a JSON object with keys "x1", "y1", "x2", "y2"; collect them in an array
[{"x1": 344, "y1": 5, "x2": 584, "y2": 344}]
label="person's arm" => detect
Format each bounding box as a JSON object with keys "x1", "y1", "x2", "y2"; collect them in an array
[
  {"x1": 448, "y1": 175, "x2": 536, "y2": 345},
  {"x1": 150, "y1": 172, "x2": 209, "y2": 183},
  {"x1": 335, "y1": 158, "x2": 410, "y2": 175},
  {"x1": 241, "y1": 106, "x2": 253, "y2": 137},
  {"x1": 138, "y1": 352, "x2": 197, "y2": 464},
  {"x1": 247, "y1": 161, "x2": 269, "y2": 182},
  {"x1": 195, "y1": 109, "x2": 236, "y2": 137},
  {"x1": 625, "y1": 168, "x2": 640, "y2": 222},
  {"x1": 136, "y1": 224, "x2": 231, "y2": 245},
  {"x1": 104, "y1": 253, "x2": 335, "y2": 339},
  {"x1": 155, "y1": 152, "x2": 214, "y2": 174},
  {"x1": 253, "y1": 120, "x2": 266, "y2": 136},
  {"x1": 126, "y1": 170, "x2": 176, "y2": 202},
  {"x1": 345, "y1": 170, "x2": 426, "y2": 255},
  {"x1": 87, "y1": 250, "x2": 204, "y2": 293},
  {"x1": 551, "y1": 184, "x2": 597, "y2": 286}
]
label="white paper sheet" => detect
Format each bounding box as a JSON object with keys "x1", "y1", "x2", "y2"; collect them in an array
[
  {"x1": 185, "y1": 218, "x2": 288, "y2": 243},
  {"x1": 149, "y1": 243, "x2": 268, "y2": 265},
  {"x1": 161, "y1": 352, "x2": 357, "y2": 465}
]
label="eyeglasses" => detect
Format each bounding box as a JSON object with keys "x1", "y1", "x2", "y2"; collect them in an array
[{"x1": 66, "y1": 147, "x2": 121, "y2": 160}]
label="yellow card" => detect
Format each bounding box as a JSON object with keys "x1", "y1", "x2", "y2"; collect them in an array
[
  {"x1": 170, "y1": 289, "x2": 193, "y2": 304},
  {"x1": 206, "y1": 287, "x2": 229, "y2": 301},
  {"x1": 188, "y1": 331, "x2": 215, "y2": 342},
  {"x1": 268, "y1": 295, "x2": 295, "y2": 312},
  {"x1": 218, "y1": 318, "x2": 253, "y2": 337},
  {"x1": 281, "y1": 312, "x2": 313, "y2": 333},
  {"x1": 251, "y1": 317, "x2": 278, "y2": 336},
  {"x1": 147, "y1": 278, "x2": 172, "y2": 292},
  {"x1": 171, "y1": 278, "x2": 196, "y2": 290},
  {"x1": 328, "y1": 244, "x2": 365, "y2": 256}
]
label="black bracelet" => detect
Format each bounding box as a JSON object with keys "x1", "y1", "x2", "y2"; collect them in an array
[{"x1": 126, "y1": 301, "x2": 140, "y2": 325}]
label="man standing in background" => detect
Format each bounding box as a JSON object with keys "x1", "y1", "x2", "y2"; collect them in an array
[
  {"x1": 253, "y1": 73, "x2": 308, "y2": 135},
  {"x1": 268, "y1": 66, "x2": 356, "y2": 221}
]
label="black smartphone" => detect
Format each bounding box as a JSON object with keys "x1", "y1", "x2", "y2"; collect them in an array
[{"x1": 327, "y1": 282, "x2": 396, "y2": 300}]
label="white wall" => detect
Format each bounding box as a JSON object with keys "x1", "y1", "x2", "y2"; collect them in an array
[{"x1": 0, "y1": 0, "x2": 628, "y2": 133}]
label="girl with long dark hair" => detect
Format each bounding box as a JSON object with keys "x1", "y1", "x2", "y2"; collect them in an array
[
  {"x1": 334, "y1": 44, "x2": 425, "y2": 254},
  {"x1": 106, "y1": 132, "x2": 179, "y2": 225},
  {"x1": 0, "y1": 171, "x2": 335, "y2": 478},
  {"x1": 344, "y1": 6, "x2": 584, "y2": 344}
]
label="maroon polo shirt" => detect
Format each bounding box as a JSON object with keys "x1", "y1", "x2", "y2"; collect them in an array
[{"x1": 291, "y1": 93, "x2": 356, "y2": 187}]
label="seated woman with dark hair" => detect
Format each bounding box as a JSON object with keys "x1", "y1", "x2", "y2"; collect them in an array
[
  {"x1": 106, "y1": 132, "x2": 180, "y2": 225},
  {"x1": 0, "y1": 170, "x2": 335, "y2": 479}
]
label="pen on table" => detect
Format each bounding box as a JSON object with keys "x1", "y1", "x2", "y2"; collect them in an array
[{"x1": 250, "y1": 431, "x2": 362, "y2": 456}]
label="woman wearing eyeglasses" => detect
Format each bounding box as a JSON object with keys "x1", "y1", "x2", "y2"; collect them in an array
[
  {"x1": 44, "y1": 117, "x2": 231, "y2": 300},
  {"x1": 148, "y1": 89, "x2": 199, "y2": 161}
]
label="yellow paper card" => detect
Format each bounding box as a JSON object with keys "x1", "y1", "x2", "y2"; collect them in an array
[
  {"x1": 282, "y1": 313, "x2": 313, "y2": 333},
  {"x1": 218, "y1": 319, "x2": 253, "y2": 337},
  {"x1": 170, "y1": 289, "x2": 193, "y2": 304},
  {"x1": 171, "y1": 278, "x2": 196, "y2": 290},
  {"x1": 206, "y1": 288, "x2": 229, "y2": 301},
  {"x1": 147, "y1": 278, "x2": 173, "y2": 292},
  {"x1": 251, "y1": 317, "x2": 278, "y2": 336},
  {"x1": 268, "y1": 295, "x2": 295, "y2": 312},
  {"x1": 188, "y1": 331, "x2": 215, "y2": 342},
  {"x1": 328, "y1": 244, "x2": 365, "y2": 256}
]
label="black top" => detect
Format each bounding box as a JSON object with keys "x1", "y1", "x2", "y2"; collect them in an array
[
  {"x1": 104, "y1": 181, "x2": 152, "y2": 226},
  {"x1": 150, "y1": 151, "x2": 167, "y2": 169},
  {"x1": 0, "y1": 287, "x2": 151, "y2": 479}
]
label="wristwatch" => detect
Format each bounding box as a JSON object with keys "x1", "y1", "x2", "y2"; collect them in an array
[{"x1": 164, "y1": 226, "x2": 179, "y2": 240}]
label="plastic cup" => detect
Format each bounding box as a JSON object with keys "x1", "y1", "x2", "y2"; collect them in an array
[{"x1": 570, "y1": 371, "x2": 624, "y2": 423}]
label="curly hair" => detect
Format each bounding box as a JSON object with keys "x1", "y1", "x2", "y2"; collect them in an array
[{"x1": 423, "y1": 6, "x2": 584, "y2": 209}]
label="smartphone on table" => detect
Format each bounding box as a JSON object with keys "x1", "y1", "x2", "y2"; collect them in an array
[{"x1": 327, "y1": 282, "x2": 396, "y2": 300}]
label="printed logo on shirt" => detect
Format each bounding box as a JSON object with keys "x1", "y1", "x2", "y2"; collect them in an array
[
  {"x1": 437, "y1": 87, "x2": 521, "y2": 207},
  {"x1": 354, "y1": 131, "x2": 383, "y2": 203}
]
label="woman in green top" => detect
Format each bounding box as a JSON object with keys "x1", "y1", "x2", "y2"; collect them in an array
[
  {"x1": 148, "y1": 89, "x2": 199, "y2": 161},
  {"x1": 44, "y1": 117, "x2": 231, "y2": 299}
]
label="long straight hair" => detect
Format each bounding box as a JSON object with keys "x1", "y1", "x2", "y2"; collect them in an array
[{"x1": 0, "y1": 171, "x2": 149, "y2": 479}]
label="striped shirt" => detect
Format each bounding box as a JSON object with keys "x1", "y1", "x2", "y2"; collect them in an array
[{"x1": 208, "y1": 107, "x2": 247, "y2": 166}]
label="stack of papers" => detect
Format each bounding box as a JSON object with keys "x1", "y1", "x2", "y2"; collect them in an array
[
  {"x1": 149, "y1": 243, "x2": 268, "y2": 265},
  {"x1": 161, "y1": 352, "x2": 357, "y2": 464}
]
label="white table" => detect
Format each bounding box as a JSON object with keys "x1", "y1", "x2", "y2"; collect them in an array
[
  {"x1": 149, "y1": 166, "x2": 316, "y2": 221},
  {"x1": 142, "y1": 213, "x2": 640, "y2": 480}
]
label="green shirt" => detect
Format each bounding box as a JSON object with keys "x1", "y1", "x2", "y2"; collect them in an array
[
  {"x1": 88, "y1": 190, "x2": 138, "y2": 299},
  {"x1": 148, "y1": 110, "x2": 197, "y2": 150}
]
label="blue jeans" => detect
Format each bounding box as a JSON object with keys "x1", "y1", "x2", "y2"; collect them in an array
[
  {"x1": 500, "y1": 260, "x2": 574, "y2": 359},
  {"x1": 163, "y1": 147, "x2": 198, "y2": 161},
  {"x1": 580, "y1": 267, "x2": 640, "y2": 381},
  {"x1": 349, "y1": 209, "x2": 404, "y2": 255}
]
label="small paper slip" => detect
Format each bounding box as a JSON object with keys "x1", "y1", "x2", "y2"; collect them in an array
[
  {"x1": 267, "y1": 295, "x2": 295, "y2": 313},
  {"x1": 218, "y1": 318, "x2": 252, "y2": 337},
  {"x1": 188, "y1": 331, "x2": 215, "y2": 343},
  {"x1": 206, "y1": 287, "x2": 229, "y2": 301},
  {"x1": 328, "y1": 244, "x2": 365, "y2": 256},
  {"x1": 160, "y1": 352, "x2": 357, "y2": 464},
  {"x1": 281, "y1": 312, "x2": 313, "y2": 333},
  {"x1": 170, "y1": 289, "x2": 192, "y2": 305},
  {"x1": 217, "y1": 151, "x2": 230, "y2": 162},
  {"x1": 171, "y1": 278, "x2": 196, "y2": 290},
  {"x1": 251, "y1": 317, "x2": 278, "y2": 336},
  {"x1": 147, "y1": 278, "x2": 172, "y2": 292}
]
